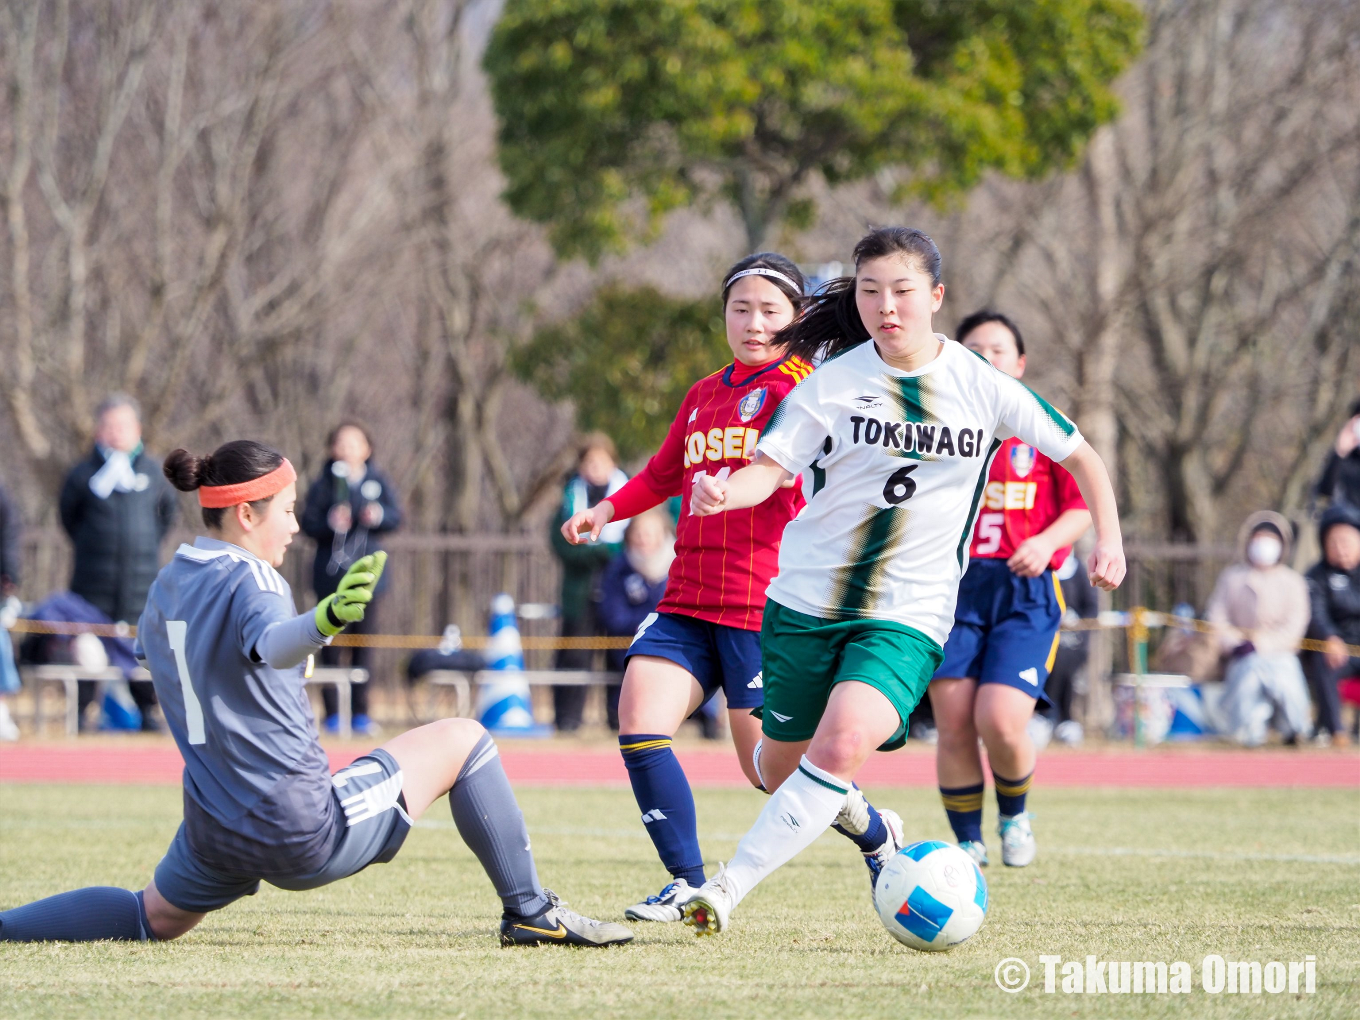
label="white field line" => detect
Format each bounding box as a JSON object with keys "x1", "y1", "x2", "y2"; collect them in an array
[
  {"x1": 413, "y1": 820, "x2": 1360, "y2": 865},
  {"x1": 1044, "y1": 846, "x2": 1360, "y2": 865}
]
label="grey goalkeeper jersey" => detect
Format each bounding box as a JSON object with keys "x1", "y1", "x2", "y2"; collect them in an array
[{"x1": 137, "y1": 537, "x2": 339, "y2": 876}]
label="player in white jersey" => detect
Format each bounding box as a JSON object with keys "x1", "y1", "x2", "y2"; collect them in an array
[
  {"x1": 679, "y1": 227, "x2": 1125, "y2": 935},
  {"x1": 0, "y1": 440, "x2": 630, "y2": 948}
]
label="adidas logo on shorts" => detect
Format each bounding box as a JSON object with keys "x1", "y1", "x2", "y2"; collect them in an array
[
  {"x1": 1019, "y1": 667, "x2": 1039, "y2": 686},
  {"x1": 641, "y1": 809, "x2": 668, "y2": 824},
  {"x1": 748, "y1": 672, "x2": 763, "y2": 689}
]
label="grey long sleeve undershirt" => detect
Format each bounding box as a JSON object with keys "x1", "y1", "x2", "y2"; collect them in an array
[{"x1": 253, "y1": 612, "x2": 331, "y2": 669}]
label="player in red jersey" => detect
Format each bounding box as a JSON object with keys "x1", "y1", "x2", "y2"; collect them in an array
[
  {"x1": 929, "y1": 311, "x2": 1092, "y2": 869},
  {"x1": 563, "y1": 253, "x2": 904, "y2": 921}
]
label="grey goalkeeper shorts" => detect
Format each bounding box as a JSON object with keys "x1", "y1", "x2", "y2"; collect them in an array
[{"x1": 154, "y1": 748, "x2": 412, "y2": 913}]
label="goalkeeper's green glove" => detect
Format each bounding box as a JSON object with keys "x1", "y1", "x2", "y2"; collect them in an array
[{"x1": 315, "y1": 551, "x2": 387, "y2": 637}]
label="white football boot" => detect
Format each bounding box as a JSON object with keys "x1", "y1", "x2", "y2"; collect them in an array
[
  {"x1": 958, "y1": 839, "x2": 989, "y2": 867},
  {"x1": 0, "y1": 702, "x2": 18, "y2": 742},
  {"x1": 998, "y1": 811, "x2": 1037, "y2": 867},
  {"x1": 624, "y1": 878, "x2": 695, "y2": 922},
  {"x1": 1053, "y1": 720, "x2": 1084, "y2": 746},
  {"x1": 682, "y1": 865, "x2": 738, "y2": 936}
]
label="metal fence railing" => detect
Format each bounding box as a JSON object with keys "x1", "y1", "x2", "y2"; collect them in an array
[{"x1": 14, "y1": 529, "x2": 1253, "y2": 698}]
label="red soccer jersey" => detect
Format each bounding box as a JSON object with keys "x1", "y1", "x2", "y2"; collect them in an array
[
  {"x1": 611, "y1": 355, "x2": 812, "y2": 630},
  {"x1": 968, "y1": 437, "x2": 1088, "y2": 570}
]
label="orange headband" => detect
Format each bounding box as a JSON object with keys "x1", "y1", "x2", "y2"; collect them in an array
[{"x1": 198, "y1": 459, "x2": 297, "y2": 508}]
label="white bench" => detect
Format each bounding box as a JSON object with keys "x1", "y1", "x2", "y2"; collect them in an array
[
  {"x1": 306, "y1": 667, "x2": 369, "y2": 738},
  {"x1": 23, "y1": 664, "x2": 153, "y2": 737},
  {"x1": 22, "y1": 664, "x2": 368, "y2": 738}
]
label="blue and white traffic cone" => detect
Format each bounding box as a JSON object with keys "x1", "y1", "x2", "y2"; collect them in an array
[{"x1": 476, "y1": 593, "x2": 543, "y2": 735}]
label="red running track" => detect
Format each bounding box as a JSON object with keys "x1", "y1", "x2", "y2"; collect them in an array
[{"x1": 1, "y1": 743, "x2": 1356, "y2": 788}]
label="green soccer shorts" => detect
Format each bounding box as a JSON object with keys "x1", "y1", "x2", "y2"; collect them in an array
[{"x1": 756, "y1": 600, "x2": 944, "y2": 751}]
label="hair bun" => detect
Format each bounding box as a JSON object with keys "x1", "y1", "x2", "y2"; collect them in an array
[{"x1": 163, "y1": 449, "x2": 206, "y2": 491}]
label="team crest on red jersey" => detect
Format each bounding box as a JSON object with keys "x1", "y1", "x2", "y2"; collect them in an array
[
  {"x1": 1009, "y1": 444, "x2": 1036, "y2": 478},
  {"x1": 738, "y1": 387, "x2": 768, "y2": 422}
]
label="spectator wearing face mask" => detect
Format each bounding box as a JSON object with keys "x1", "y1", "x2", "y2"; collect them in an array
[
  {"x1": 1205, "y1": 512, "x2": 1312, "y2": 746},
  {"x1": 1302, "y1": 503, "x2": 1360, "y2": 746}
]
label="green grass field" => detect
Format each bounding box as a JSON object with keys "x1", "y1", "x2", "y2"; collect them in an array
[{"x1": 1, "y1": 782, "x2": 1356, "y2": 1019}]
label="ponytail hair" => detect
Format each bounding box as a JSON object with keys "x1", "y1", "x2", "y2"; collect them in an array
[
  {"x1": 776, "y1": 227, "x2": 943, "y2": 364},
  {"x1": 164, "y1": 440, "x2": 286, "y2": 529}
]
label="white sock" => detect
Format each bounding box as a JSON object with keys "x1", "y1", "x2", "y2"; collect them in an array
[{"x1": 722, "y1": 756, "x2": 849, "y2": 905}]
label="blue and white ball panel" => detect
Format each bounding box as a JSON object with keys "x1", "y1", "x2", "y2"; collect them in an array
[
  {"x1": 895, "y1": 885, "x2": 955, "y2": 943},
  {"x1": 903, "y1": 839, "x2": 951, "y2": 861},
  {"x1": 874, "y1": 840, "x2": 988, "y2": 952}
]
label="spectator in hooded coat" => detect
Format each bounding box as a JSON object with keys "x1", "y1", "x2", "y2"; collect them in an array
[{"x1": 1206, "y1": 511, "x2": 1312, "y2": 746}]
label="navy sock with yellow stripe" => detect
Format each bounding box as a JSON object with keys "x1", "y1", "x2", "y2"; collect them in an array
[
  {"x1": 619, "y1": 734, "x2": 705, "y2": 887},
  {"x1": 992, "y1": 770, "x2": 1033, "y2": 817},
  {"x1": 940, "y1": 781, "x2": 985, "y2": 844}
]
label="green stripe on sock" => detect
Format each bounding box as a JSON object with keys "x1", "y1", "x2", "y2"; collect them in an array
[{"x1": 798, "y1": 764, "x2": 849, "y2": 795}]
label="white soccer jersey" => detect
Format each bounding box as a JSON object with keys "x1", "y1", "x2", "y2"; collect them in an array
[{"x1": 756, "y1": 336, "x2": 1083, "y2": 645}]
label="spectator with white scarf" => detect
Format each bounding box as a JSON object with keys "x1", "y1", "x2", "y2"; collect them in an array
[
  {"x1": 549, "y1": 433, "x2": 629, "y2": 732},
  {"x1": 58, "y1": 394, "x2": 177, "y2": 729}
]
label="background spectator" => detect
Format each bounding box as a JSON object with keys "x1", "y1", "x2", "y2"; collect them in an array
[
  {"x1": 596, "y1": 509, "x2": 674, "y2": 731},
  {"x1": 58, "y1": 394, "x2": 176, "y2": 730},
  {"x1": 300, "y1": 421, "x2": 402, "y2": 736},
  {"x1": 1303, "y1": 503, "x2": 1360, "y2": 746},
  {"x1": 1206, "y1": 511, "x2": 1312, "y2": 746},
  {"x1": 1042, "y1": 551, "x2": 1099, "y2": 746},
  {"x1": 1152, "y1": 603, "x2": 1223, "y2": 683},
  {"x1": 549, "y1": 433, "x2": 628, "y2": 732},
  {"x1": 1314, "y1": 398, "x2": 1360, "y2": 509},
  {"x1": 0, "y1": 480, "x2": 21, "y2": 740}
]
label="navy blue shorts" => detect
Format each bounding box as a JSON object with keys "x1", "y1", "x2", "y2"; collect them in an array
[
  {"x1": 627, "y1": 611, "x2": 765, "y2": 710},
  {"x1": 153, "y1": 748, "x2": 412, "y2": 913},
  {"x1": 933, "y1": 559, "x2": 1063, "y2": 702}
]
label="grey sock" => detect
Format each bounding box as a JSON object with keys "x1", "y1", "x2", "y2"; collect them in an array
[{"x1": 448, "y1": 733, "x2": 549, "y2": 919}]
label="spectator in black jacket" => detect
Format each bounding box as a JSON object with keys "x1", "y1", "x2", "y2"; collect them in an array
[
  {"x1": 596, "y1": 509, "x2": 673, "y2": 731},
  {"x1": 1314, "y1": 399, "x2": 1360, "y2": 510},
  {"x1": 1303, "y1": 503, "x2": 1360, "y2": 746},
  {"x1": 0, "y1": 481, "x2": 22, "y2": 740},
  {"x1": 58, "y1": 395, "x2": 177, "y2": 729},
  {"x1": 300, "y1": 421, "x2": 402, "y2": 735}
]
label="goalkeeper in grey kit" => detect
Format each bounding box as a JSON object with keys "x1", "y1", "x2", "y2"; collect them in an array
[{"x1": 0, "y1": 439, "x2": 631, "y2": 948}]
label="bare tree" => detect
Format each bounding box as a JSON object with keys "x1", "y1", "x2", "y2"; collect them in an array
[
  {"x1": 955, "y1": 0, "x2": 1360, "y2": 542},
  {"x1": 0, "y1": 0, "x2": 401, "y2": 510}
]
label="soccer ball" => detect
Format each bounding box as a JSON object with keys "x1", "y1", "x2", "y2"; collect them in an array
[{"x1": 874, "y1": 840, "x2": 988, "y2": 951}]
